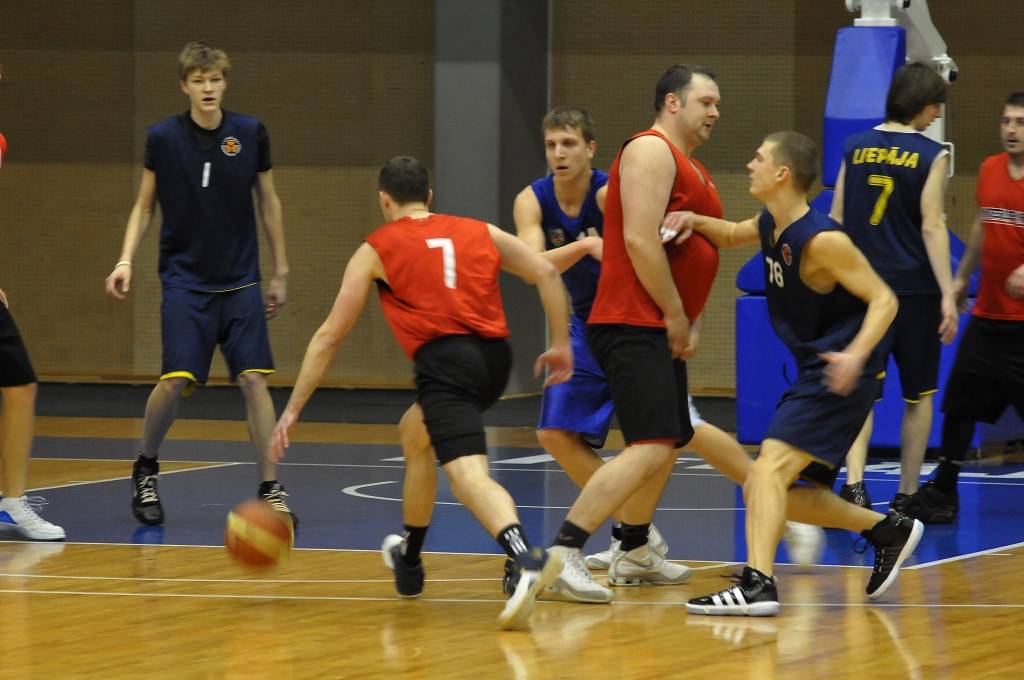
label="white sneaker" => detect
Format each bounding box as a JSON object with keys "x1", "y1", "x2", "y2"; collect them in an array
[
  {"x1": 783, "y1": 521, "x2": 824, "y2": 566},
  {"x1": 585, "y1": 524, "x2": 670, "y2": 570},
  {"x1": 0, "y1": 496, "x2": 66, "y2": 541},
  {"x1": 608, "y1": 544, "x2": 691, "y2": 586},
  {"x1": 498, "y1": 548, "x2": 563, "y2": 630},
  {"x1": 542, "y1": 545, "x2": 613, "y2": 603}
]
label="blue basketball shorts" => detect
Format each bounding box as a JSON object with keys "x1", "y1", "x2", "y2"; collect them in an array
[
  {"x1": 160, "y1": 284, "x2": 273, "y2": 385},
  {"x1": 538, "y1": 315, "x2": 615, "y2": 447}
]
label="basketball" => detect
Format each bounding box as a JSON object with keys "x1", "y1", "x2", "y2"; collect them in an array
[{"x1": 224, "y1": 499, "x2": 293, "y2": 568}]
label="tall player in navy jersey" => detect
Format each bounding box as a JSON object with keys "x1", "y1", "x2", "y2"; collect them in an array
[
  {"x1": 665, "y1": 132, "x2": 921, "y2": 616},
  {"x1": 105, "y1": 43, "x2": 294, "y2": 527},
  {"x1": 832, "y1": 63, "x2": 957, "y2": 514}
]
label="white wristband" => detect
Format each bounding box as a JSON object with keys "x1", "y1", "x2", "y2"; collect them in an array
[{"x1": 115, "y1": 260, "x2": 132, "y2": 268}]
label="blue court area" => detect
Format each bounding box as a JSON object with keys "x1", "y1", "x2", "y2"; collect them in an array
[{"x1": 29, "y1": 435, "x2": 1024, "y2": 568}]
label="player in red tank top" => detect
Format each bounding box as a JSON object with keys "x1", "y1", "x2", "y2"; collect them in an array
[
  {"x1": 905, "y1": 93, "x2": 1024, "y2": 522},
  {"x1": 0, "y1": 66, "x2": 67, "y2": 539},
  {"x1": 548, "y1": 64, "x2": 735, "y2": 583},
  {"x1": 269, "y1": 156, "x2": 572, "y2": 630}
]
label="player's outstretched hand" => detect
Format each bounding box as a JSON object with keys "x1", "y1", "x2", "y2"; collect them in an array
[
  {"x1": 819, "y1": 351, "x2": 864, "y2": 396},
  {"x1": 269, "y1": 411, "x2": 297, "y2": 462},
  {"x1": 535, "y1": 344, "x2": 573, "y2": 387},
  {"x1": 660, "y1": 211, "x2": 696, "y2": 245},
  {"x1": 938, "y1": 293, "x2": 959, "y2": 344},
  {"x1": 1005, "y1": 264, "x2": 1024, "y2": 300},
  {"x1": 105, "y1": 264, "x2": 132, "y2": 300}
]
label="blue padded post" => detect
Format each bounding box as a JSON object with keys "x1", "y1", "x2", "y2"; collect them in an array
[{"x1": 822, "y1": 26, "x2": 906, "y2": 188}]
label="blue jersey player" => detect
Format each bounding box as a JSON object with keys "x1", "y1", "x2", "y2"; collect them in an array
[
  {"x1": 666, "y1": 132, "x2": 921, "y2": 617},
  {"x1": 105, "y1": 42, "x2": 295, "y2": 528},
  {"x1": 832, "y1": 63, "x2": 957, "y2": 513}
]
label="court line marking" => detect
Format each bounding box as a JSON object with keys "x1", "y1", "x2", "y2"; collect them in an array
[
  {"x1": 27, "y1": 462, "x2": 244, "y2": 493},
  {"x1": 0, "y1": 561, "x2": 739, "y2": 585},
  {"x1": 342, "y1": 480, "x2": 745, "y2": 511},
  {"x1": 1, "y1": 588, "x2": 1021, "y2": 609},
  {"x1": 31, "y1": 457, "x2": 1024, "y2": 486},
  {"x1": 906, "y1": 540, "x2": 1024, "y2": 569}
]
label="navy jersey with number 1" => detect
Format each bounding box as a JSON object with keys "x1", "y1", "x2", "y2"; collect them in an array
[
  {"x1": 530, "y1": 169, "x2": 608, "y2": 318},
  {"x1": 841, "y1": 128, "x2": 945, "y2": 294}
]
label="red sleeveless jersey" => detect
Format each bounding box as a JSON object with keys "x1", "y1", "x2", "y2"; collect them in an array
[
  {"x1": 588, "y1": 129, "x2": 722, "y2": 328},
  {"x1": 365, "y1": 214, "x2": 510, "y2": 358},
  {"x1": 974, "y1": 153, "x2": 1024, "y2": 321}
]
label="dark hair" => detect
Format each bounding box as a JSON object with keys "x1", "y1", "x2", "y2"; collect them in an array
[
  {"x1": 1006, "y1": 92, "x2": 1024, "y2": 108},
  {"x1": 178, "y1": 41, "x2": 230, "y2": 80},
  {"x1": 378, "y1": 156, "x2": 430, "y2": 205},
  {"x1": 654, "y1": 64, "x2": 716, "y2": 112},
  {"x1": 542, "y1": 107, "x2": 596, "y2": 143},
  {"x1": 885, "y1": 62, "x2": 948, "y2": 124},
  {"x1": 764, "y1": 131, "x2": 818, "y2": 193}
]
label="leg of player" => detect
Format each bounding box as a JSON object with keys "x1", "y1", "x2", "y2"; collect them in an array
[
  {"x1": 131, "y1": 376, "x2": 188, "y2": 525},
  {"x1": 0, "y1": 383, "x2": 65, "y2": 541},
  {"x1": 608, "y1": 457, "x2": 691, "y2": 586},
  {"x1": 898, "y1": 395, "x2": 932, "y2": 499},
  {"x1": 239, "y1": 371, "x2": 297, "y2": 527},
  {"x1": 442, "y1": 454, "x2": 562, "y2": 629},
  {"x1": 381, "y1": 404, "x2": 436, "y2": 598},
  {"x1": 689, "y1": 421, "x2": 824, "y2": 566},
  {"x1": 839, "y1": 413, "x2": 873, "y2": 509}
]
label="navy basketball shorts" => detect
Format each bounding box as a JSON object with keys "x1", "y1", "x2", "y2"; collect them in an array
[
  {"x1": 160, "y1": 284, "x2": 273, "y2": 385},
  {"x1": 413, "y1": 335, "x2": 512, "y2": 465},
  {"x1": 764, "y1": 368, "x2": 881, "y2": 487},
  {"x1": 942, "y1": 316, "x2": 1024, "y2": 423},
  {"x1": 587, "y1": 324, "x2": 693, "y2": 448},
  {"x1": 885, "y1": 294, "x2": 941, "y2": 402},
  {"x1": 538, "y1": 314, "x2": 614, "y2": 447},
  {"x1": 0, "y1": 303, "x2": 37, "y2": 387}
]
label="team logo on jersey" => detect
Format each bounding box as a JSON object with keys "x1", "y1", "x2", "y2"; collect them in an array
[
  {"x1": 781, "y1": 243, "x2": 793, "y2": 266},
  {"x1": 220, "y1": 137, "x2": 242, "y2": 156},
  {"x1": 548, "y1": 228, "x2": 567, "y2": 247}
]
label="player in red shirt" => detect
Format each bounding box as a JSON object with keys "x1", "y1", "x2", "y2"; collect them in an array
[
  {"x1": 904, "y1": 93, "x2": 1024, "y2": 522},
  {"x1": 0, "y1": 107, "x2": 65, "y2": 540},
  {"x1": 546, "y1": 64, "x2": 725, "y2": 578},
  {"x1": 269, "y1": 156, "x2": 573, "y2": 630}
]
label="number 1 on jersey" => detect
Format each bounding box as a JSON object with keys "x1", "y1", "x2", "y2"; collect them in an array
[
  {"x1": 867, "y1": 174, "x2": 894, "y2": 226},
  {"x1": 426, "y1": 238, "x2": 457, "y2": 289}
]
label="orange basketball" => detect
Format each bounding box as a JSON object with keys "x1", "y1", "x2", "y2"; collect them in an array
[{"x1": 225, "y1": 499, "x2": 293, "y2": 568}]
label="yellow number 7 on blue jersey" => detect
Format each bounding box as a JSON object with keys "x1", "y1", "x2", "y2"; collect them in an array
[{"x1": 867, "y1": 174, "x2": 895, "y2": 226}]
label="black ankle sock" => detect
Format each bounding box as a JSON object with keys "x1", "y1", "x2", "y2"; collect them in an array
[
  {"x1": 611, "y1": 524, "x2": 623, "y2": 541},
  {"x1": 932, "y1": 461, "x2": 962, "y2": 493},
  {"x1": 553, "y1": 520, "x2": 590, "y2": 550},
  {"x1": 619, "y1": 522, "x2": 650, "y2": 552},
  {"x1": 258, "y1": 480, "x2": 278, "y2": 493},
  {"x1": 402, "y1": 525, "x2": 428, "y2": 566},
  {"x1": 496, "y1": 523, "x2": 531, "y2": 559},
  {"x1": 135, "y1": 455, "x2": 158, "y2": 473},
  {"x1": 932, "y1": 415, "x2": 975, "y2": 493}
]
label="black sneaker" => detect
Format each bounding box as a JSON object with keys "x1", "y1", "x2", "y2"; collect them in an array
[
  {"x1": 502, "y1": 557, "x2": 517, "y2": 596},
  {"x1": 381, "y1": 534, "x2": 425, "y2": 597},
  {"x1": 863, "y1": 512, "x2": 924, "y2": 600},
  {"x1": 839, "y1": 481, "x2": 873, "y2": 509},
  {"x1": 258, "y1": 481, "x2": 299, "y2": 530},
  {"x1": 889, "y1": 493, "x2": 911, "y2": 513},
  {"x1": 687, "y1": 566, "x2": 780, "y2": 617},
  {"x1": 902, "y1": 481, "x2": 958, "y2": 524},
  {"x1": 131, "y1": 456, "x2": 164, "y2": 525}
]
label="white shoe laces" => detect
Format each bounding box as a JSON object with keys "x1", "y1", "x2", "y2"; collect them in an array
[
  {"x1": 8, "y1": 496, "x2": 59, "y2": 530},
  {"x1": 262, "y1": 488, "x2": 290, "y2": 513},
  {"x1": 566, "y1": 551, "x2": 598, "y2": 583},
  {"x1": 136, "y1": 475, "x2": 159, "y2": 504}
]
